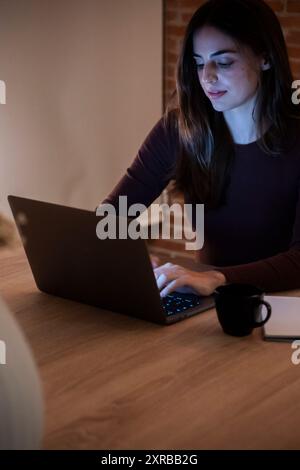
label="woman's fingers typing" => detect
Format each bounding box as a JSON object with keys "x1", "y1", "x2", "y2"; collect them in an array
[
  {"x1": 154, "y1": 263, "x2": 190, "y2": 295},
  {"x1": 154, "y1": 262, "x2": 226, "y2": 297}
]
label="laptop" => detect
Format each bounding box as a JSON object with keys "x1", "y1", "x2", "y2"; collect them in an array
[{"x1": 8, "y1": 195, "x2": 215, "y2": 325}]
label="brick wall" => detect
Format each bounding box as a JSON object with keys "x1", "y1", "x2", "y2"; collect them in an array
[{"x1": 163, "y1": 0, "x2": 300, "y2": 107}]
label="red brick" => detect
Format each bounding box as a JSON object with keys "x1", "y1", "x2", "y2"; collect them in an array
[
  {"x1": 165, "y1": 37, "x2": 179, "y2": 53},
  {"x1": 279, "y1": 16, "x2": 300, "y2": 29},
  {"x1": 291, "y1": 61, "x2": 300, "y2": 78},
  {"x1": 167, "y1": 65, "x2": 176, "y2": 74},
  {"x1": 165, "y1": 88, "x2": 176, "y2": 101},
  {"x1": 165, "y1": 10, "x2": 178, "y2": 23},
  {"x1": 265, "y1": 0, "x2": 284, "y2": 12},
  {"x1": 181, "y1": 12, "x2": 194, "y2": 24},
  {"x1": 164, "y1": 91, "x2": 177, "y2": 104},
  {"x1": 166, "y1": 51, "x2": 179, "y2": 64},
  {"x1": 166, "y1": 65, "x2": 176, "y2": 79},
  {"x1": 166, "y1": 24, "x2": 187, "y2": 37},
  {"x1": 178, "y1": 0, "x2": 204, "y2": 9},
  {"x1": 166, "y1": 78, "x2": 176, "y2": 88},
  {"x1": 287, "y1": 0, "x2": 300, "y2": 13},
  {"x1": 286, "y1": 30, "x2": 300, "y2": 44},
  {"x1": 288, "y1": 45, "x2": 300, "y2": 60},
  {"x1": 165, "y1": 0, "x2": 179, "y2": 11}
]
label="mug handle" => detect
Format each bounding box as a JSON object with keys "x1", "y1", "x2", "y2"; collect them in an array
[{"x1": 253, "y1": 300, "x2": 272, "y2": 327}]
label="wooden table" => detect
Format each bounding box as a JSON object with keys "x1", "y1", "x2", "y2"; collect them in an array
[{"x1": 1, "y1": 247, "x2": 300, "y2": 450}]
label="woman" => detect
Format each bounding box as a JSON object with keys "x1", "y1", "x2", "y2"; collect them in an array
[{"x1": 102, "y1": 0, "x2": 300, "y2": 297}]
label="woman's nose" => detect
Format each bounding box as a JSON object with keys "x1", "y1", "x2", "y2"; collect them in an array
[{"x1": 202, "y1": 63, "x2": 218, "y2": 84}]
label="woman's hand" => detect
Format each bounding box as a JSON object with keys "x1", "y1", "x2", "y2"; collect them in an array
[
  {"x1": 150, "y1": 254, "x2": 161, "y2": 269},
  {"x1": 153, "y1": 262, "x2": 226, "y2": 297}
]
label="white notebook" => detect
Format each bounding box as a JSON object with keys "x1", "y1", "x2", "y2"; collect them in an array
[{"x1": 263, "y1": 296, "x2": 300, "y2": 341}]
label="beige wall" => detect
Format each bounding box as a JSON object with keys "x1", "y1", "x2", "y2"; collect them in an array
[{"x1": 0, "y1": 0, "x2": 162, "y2": 217}]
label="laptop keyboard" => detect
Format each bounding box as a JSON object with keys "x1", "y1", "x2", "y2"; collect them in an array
[{"x1": 162, "y1": 292, "x2": 202, "y2": 316}]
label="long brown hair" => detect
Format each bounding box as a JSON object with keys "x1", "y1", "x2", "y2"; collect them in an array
[{"x1": 164, "y1": 0, "x2": 300, "y2": 209}]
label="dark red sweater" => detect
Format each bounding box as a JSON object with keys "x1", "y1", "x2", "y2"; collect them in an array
[{"x1": 103, "y1": 117, "x2": 300, "y2": 292}]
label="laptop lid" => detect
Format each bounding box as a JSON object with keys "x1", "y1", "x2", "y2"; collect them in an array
[
  {"x1": 8, "y1": 195, "x2": 169, "y2": 323},
  {"x1": 8, "y1": 195, "x2": 214, "y2": 324}
]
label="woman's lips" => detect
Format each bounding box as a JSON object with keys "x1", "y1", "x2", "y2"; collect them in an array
[{"x1": 207, "y1": 91, "x2": 227, "y2": 99}]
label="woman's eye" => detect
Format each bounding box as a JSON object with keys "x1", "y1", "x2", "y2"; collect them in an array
[
  {"x1": 196, "y1": 62, "x2": 234, "y2": 69},
  {"x1": 218, "y1": 62, "x2": 234, "y2": 68}
]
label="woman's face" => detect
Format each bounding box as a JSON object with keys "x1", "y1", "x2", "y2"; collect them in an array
[{"x1": 193, "y1": 26, "x2": 265, "y2": 112}]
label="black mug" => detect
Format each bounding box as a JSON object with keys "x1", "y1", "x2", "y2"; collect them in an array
[{"x1": 214, "y1": 283, "x2": 272, "y2": 337}]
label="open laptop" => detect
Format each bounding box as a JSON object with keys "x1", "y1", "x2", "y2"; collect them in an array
[{"x1": 8, "y1": 195, "x2": 215, "y2": 325}]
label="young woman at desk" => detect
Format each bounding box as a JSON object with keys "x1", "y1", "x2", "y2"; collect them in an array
[{"x1": 103, "y1": 0, "x2": 300, "y2": 298}]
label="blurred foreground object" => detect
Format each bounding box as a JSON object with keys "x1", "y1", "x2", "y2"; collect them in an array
[
  {"x1": 0, "y1": 296, "x2": 43, "y2": 449},
  {"x1": 0, "y1": 213, "x2": 19, "y2": 248}
]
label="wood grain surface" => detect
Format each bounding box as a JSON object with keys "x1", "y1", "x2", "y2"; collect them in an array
[{"x1": 1, "y1": 247, "x2": 300, "y2": 450}]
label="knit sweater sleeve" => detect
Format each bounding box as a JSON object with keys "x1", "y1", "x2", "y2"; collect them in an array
[{"x1": 101, "y1": 117, "x2": 177, "y2": 209}]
